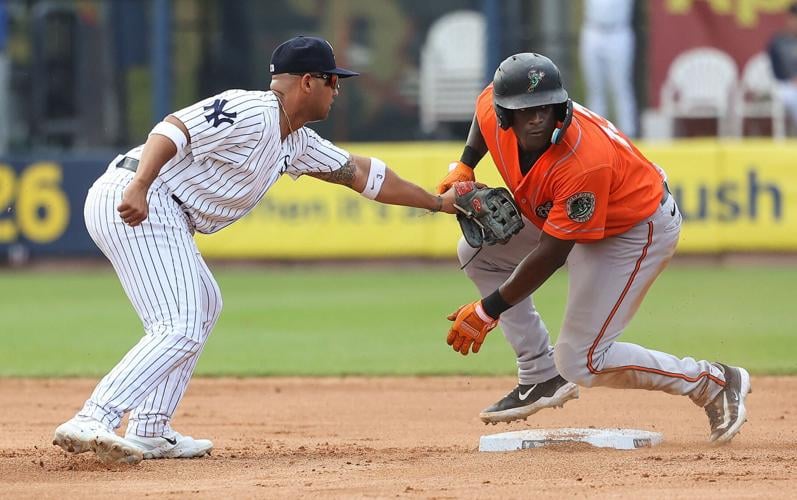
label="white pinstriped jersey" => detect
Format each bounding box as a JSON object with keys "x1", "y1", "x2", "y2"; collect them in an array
[{"x1": 123, "y1": 89, "x2": 349, "y2": 234}]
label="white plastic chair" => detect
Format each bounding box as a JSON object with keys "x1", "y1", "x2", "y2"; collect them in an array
[
  {"x1": 660, "y1": 48, "x2": 739, "y2": 137},
  {"x1": 735, "y1": 52, "x2": 786, "y2": 139},
  {"x1": 419, "y1": 11, "x2": 485, "y2": 134}
]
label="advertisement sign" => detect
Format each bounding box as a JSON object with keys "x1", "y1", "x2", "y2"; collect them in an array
[
  {"x1": 195, "y1": 141, "x2": 797, "y2": 257},
  {"x1": 1, "y1": 142, "x2": 795, "y2": 259},
  {"x1": 194, "y1": 143, "x2": 467, "y2": 258},
  {"x1": 644, "y1": 140, "x2": 796, "y2": 251},
  {"x1": 0, "y1": 158, "x2": 106, "y2": 257}
]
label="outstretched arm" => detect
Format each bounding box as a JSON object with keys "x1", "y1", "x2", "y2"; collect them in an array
[{"x1": 308, "y1": 154, "x2": 457, "y2": 214}]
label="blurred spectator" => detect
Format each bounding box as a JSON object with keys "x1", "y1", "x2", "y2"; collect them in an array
[
  {"x1": 579, "y1": 0, "x2": 637, "y2": 137},
  {"x1": 0, "y1": 1, "x2": 8, "y2": 154},
  {"x1": 768, "y1": 3, "x2": 797, "y2": 132}
]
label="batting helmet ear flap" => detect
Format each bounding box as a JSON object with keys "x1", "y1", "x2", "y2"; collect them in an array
[
  {"x1": 494, "y1": 101, "x2": 512, "y2": 130},
  {"x1": 550, "y1": 99, "x2": 573, "y2": 145}
]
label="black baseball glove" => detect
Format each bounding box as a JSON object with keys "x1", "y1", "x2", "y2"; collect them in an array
[{"x1": 453, "y1": 182, "x2": 525, "y2": 248}]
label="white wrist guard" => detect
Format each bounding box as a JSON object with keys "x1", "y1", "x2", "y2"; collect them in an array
[
  {"x1": 361, "y1": 157, "x2": 386, "y2": 200},
  {"x1": 474, "y1": 302, "x2": 495, "y2": 323},
  {"x1": 149, "y1": 121, "x2": 188, "y2": 153}
]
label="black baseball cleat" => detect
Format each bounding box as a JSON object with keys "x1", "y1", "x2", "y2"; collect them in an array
[
  {"x1": 479, "y1": 375, "x2": 579, "y2": 424},
  {"x1": 704, "y1": 363, "x2": 751, "y2": 445}
]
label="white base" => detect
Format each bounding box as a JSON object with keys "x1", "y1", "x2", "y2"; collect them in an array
[{"x1": 479, "y1": 428, "x2": 663, "y2": 452}]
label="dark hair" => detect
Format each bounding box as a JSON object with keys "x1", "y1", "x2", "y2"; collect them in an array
[{"x1": 790, "y1": 2, "x2": 797, "y2": 15}]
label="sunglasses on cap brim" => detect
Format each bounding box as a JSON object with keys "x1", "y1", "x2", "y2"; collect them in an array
[{"x1": 290, "y1": 72, "x2": 340, "y2": 90}]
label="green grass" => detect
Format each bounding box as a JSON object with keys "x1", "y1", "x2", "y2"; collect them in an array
[{"x1": 0, "y1": 264, "x2": 794, "y2": 377}]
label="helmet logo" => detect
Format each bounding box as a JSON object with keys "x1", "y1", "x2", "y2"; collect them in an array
[{"x1": 527, "y1": 69, "x2": 545, "y2": 93}]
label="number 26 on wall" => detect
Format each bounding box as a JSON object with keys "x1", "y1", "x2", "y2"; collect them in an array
[{"x1": 0, "y1": 163, "x2": 70, "y2": 244}]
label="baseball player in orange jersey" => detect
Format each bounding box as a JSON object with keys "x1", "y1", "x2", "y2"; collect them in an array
[{"x1": 438, "y1": 53, "x2": 750, "y2": 444}]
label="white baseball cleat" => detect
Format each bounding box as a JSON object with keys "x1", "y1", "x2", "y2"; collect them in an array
[
  {"x1": 53, "y1": 416, "x2": 143, "y2": 465},
  {"x1": 125, "y1": 431, "x2": 213, "y2": 459}
]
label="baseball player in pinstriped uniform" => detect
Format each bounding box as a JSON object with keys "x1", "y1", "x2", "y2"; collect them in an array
[
  {"x1": 439, "y1": 53, "x2": 750, "y2": 444},
  {"x1": 53, "y1": 36, "x2": 457, "y2": 465}
]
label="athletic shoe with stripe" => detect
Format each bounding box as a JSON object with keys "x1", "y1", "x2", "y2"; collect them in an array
[
  {"x1": 53, "y1": 416, "x2": 143, "y2": 465},
  {"x1": 704, "y1": 363, "x2": 751, "y2": 445},
  {"x1": 480, "y1": 374, "x2": 579, "y2": 424},
  {"x1": 125, "y1": 431, "x2": 213, "y2": 459}
]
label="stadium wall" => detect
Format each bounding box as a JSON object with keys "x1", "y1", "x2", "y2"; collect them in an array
[{"x1": 0, "y1": 141, "x2": 794, "y2": 258}]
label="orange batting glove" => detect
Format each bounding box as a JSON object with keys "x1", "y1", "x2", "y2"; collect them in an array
[
  {"x1": 446, "y1": 300, "x2": 499, "y2": 355},
  {"x1": 436, "y1": 161, "x2": 475, "y2": 194}
]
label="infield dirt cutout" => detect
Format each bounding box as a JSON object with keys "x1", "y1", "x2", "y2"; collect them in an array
[{"x1": 1, "y1": 376, "x2": 794, "y2": 499}]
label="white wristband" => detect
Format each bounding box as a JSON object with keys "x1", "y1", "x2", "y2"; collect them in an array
[
  {"x1": 361, "y1": 157, "x2": 386, "y2": 200},
  {"x1": 149, "y1": 121, "x2": 188, "y2": 153},
  {"x1": 474, "y1": 302, "x2": 495, "y2": 323}
]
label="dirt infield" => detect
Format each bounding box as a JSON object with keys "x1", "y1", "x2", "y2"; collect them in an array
[{"x1": 1, "y1": 377, "x2": 794, "y2": 499}]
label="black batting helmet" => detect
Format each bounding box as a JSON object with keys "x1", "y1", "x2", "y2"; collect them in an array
[{"x1": 493, "y1": 53, "x2": 571, "y2": 139}]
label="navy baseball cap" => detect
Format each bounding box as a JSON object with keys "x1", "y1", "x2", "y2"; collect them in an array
[{"x1": 270, "y1": 36, "x2": 359, "y2": 77}]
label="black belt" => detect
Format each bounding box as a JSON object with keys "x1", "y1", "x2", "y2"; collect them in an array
[{"x1": 116, "y1": 156, "x2": 184, "y2": 206}]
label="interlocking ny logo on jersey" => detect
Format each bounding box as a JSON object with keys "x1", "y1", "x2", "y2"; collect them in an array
[
  {"x1": 527, "y1": 69, "x2": 545, "y2": 93},
  {"x1": 204, "y1": 99, "x2": 237, "y2": 127}
]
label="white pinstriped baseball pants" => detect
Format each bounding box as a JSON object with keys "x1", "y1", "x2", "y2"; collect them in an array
[
  {"x1": 459, "y1": 195, "x2": 726, "y2": 407},
  {"x1": 79, "y1": 159, "x2": 222, "y2": 437}
]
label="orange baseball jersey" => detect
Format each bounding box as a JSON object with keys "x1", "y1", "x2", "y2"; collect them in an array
[{"x1": 475, "y1": 85, "x2": 664, "y2": 242}]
